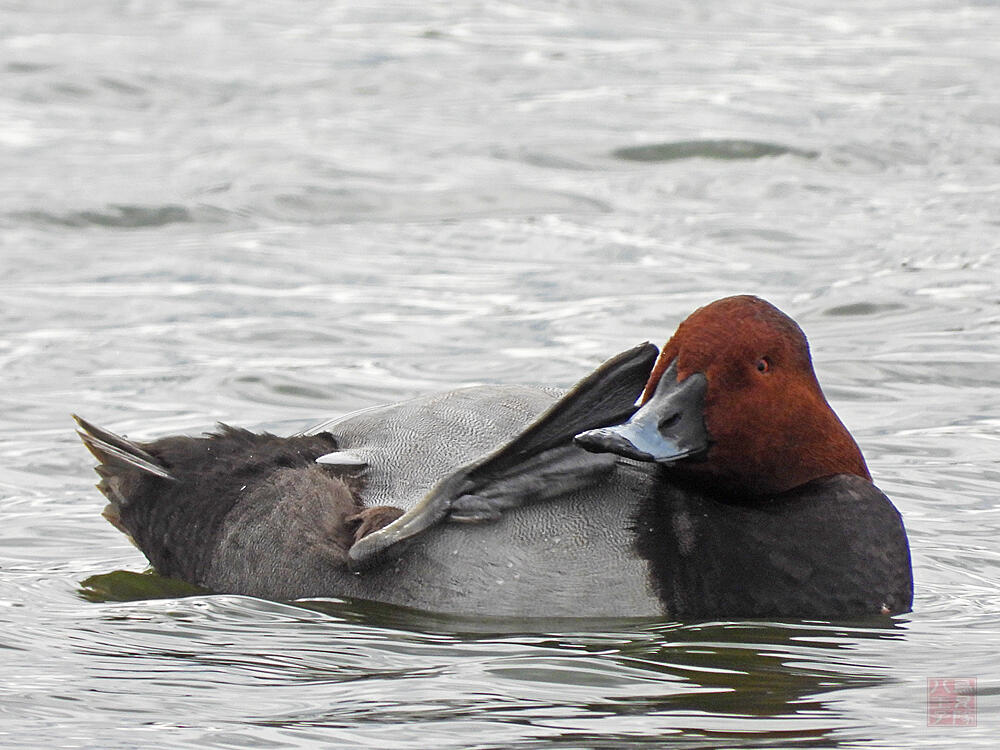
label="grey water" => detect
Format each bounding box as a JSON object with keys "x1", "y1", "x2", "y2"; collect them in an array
[{"x1": 2, "y1": 0, "x2": 999, "y2": 747}]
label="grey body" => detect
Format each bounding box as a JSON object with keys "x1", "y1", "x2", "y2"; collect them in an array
[
  {"x1": 207, "y1": 385, "x2": 661, "y2": 617},
  {"x1": 306, "y1": 385, "x2": 563, "y2": 511}
]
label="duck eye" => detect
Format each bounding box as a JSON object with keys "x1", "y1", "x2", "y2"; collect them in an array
[{"x1": 756, "y1": 357, "x2": 771, "y2": 374}]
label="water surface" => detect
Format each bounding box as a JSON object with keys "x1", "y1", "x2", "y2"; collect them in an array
[{"x1": 2, "y1": 1, "x2": 999, "y2": 747}]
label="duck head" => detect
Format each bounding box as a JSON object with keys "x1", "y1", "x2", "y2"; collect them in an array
[{"x1": 575, "y1": 295, "x2": 871, "y2": 497}]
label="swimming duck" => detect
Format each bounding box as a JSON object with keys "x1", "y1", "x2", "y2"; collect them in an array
[{"x1": 75, "y1": 296, "x2": 912, "y2": 619}]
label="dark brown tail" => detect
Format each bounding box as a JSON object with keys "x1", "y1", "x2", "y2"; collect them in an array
[{"x1": 73, "y1": 415, "x2": 176, "y2": 503}]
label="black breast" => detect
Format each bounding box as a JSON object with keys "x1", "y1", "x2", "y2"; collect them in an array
[{"x1": 633, "y1": 473, "x2": 913, "y2": 619}]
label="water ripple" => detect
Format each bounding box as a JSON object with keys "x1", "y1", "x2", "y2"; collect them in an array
[{"x1": 612, "y1": 139, "x2": 819, "y2": 162}]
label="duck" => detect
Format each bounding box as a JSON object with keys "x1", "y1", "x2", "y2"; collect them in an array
[{"x1": 75, "y1": 295, "x2": 913, "y2": 619}]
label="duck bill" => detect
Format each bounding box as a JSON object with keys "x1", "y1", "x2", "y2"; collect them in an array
[{"x1": 574, "y1": 361, "x2": 708, "y2": 464}]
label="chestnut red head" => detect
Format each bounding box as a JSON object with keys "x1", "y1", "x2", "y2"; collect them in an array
[{"x1": 576, "y1": 295, "x2": 870, "y2": 497}]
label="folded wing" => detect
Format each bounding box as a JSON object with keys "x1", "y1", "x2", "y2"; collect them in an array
[{"x1": 347, "y1": 342, "x2": 658, "y2": 567}]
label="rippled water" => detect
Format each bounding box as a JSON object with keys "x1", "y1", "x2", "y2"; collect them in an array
[{"x1": 2, "y1": 1, "x2": 999, "y2": 747}]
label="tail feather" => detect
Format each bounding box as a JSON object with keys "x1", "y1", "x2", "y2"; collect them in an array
[
  {"x1": 73, "y1": 415, "x2": 175, "y2": 483},
  {"x1": 73, "y1": 414, "x2": 162, "y2": 465}
]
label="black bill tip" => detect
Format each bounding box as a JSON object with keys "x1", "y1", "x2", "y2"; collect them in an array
[{"x1": 574, "y1": 427, "x2": 655, "y2": 462}]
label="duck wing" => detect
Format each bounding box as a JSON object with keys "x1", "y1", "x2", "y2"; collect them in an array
[{"x1": 347, "y1": 341, "x2": 658, "y2": 568}]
